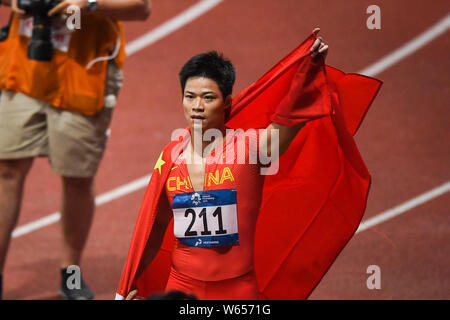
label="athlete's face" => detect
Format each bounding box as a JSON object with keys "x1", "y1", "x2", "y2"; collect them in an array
[{"x1": 183, "y1": 76, "x2": 231, "y2": 132}]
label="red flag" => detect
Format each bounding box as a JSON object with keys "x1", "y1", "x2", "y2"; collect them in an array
[{"x1": 116, "y1": 34, "x2": 382, "y2": 299}]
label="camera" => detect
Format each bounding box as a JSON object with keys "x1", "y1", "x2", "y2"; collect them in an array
[
  {"x1": 0, "y1": 25, "x2": 9, "y2": 42},
  {"x1": 17, "y1": 0, "x2": 59, "y2": 61}
]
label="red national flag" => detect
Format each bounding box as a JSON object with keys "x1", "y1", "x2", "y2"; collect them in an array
[{"x1": 116, "y1": 34, "x2": 382, "y2": 299}]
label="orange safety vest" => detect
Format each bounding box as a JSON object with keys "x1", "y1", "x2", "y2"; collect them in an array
[{"x1": 0, "y1": 13, "x2": 126, "y2": 115}]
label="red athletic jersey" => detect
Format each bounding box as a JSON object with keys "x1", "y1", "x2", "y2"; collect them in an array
[{"x1": 165, "y1": 129, "x2": 265, "y2": 281}]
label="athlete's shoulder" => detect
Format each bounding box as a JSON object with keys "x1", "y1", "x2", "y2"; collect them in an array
[{"x1": 159, "y1": 128, "x2": 190, "y2": 165}]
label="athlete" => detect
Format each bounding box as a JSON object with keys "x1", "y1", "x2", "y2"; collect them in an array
[{"x1": 121, "y1": 29, "x2": 328, "y2": 300}]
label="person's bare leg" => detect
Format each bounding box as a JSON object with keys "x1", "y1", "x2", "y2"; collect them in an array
[
  {"x1": 60, "y1": 176, "x2": 95, "y2": 268},
  {"x1": 0, "y1": 158, "x2": 34, "y2": 273}
]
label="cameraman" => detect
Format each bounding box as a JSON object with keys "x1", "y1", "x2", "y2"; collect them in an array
[{"x1": 0, "y1": 0, "x2": 151, "y2": 300}]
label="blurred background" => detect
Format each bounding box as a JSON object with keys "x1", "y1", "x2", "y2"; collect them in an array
[{"x1": 0, "y1": 0, "x2": 448, "y2": 299}]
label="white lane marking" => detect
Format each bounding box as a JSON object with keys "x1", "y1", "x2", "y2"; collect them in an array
[
  {"x1": 94, "y1": 174, "x2": 151, "y2": 206},
  {"x1": 356, "y1": 181, "x2": 450, "y2": 234},
  {"x1": 11, "y1": 13, "x2": 450, "y2": 238},
  {"x1": 12, "y1": 175, "x2": 152, "y2": 238},
  {"x1": 12, "y1": 213, "x2": 61, "y2": 238},
  {"x1": 359, "y1": 13, "x2": 450, "y2": 76},
  {"x1": 125, "y1": 0, "x2": 224, "y2": 56}
]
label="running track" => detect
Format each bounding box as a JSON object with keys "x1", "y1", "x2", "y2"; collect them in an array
[{"x1": 0, "y1": 0, "x2": 448, "y2": 299}]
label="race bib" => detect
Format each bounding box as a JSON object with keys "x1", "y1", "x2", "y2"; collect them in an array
[
  {"x1": 172, "y1": 189, "x2": 239, "y2": 247},
  {"x1": 19, "y1": 17, "x2": 73, "y2": 53}
]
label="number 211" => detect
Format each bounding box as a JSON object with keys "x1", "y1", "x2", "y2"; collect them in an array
[{"x1": 184, "y1": 207, "x2": 227, "y2": 237}]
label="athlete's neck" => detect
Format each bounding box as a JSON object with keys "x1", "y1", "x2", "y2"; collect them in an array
[{"x1": 189, "y1": 123, "x2": 226, "y2": 159}]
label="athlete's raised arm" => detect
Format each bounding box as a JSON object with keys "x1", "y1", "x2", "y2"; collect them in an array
[{"x1": 261, "y1": 28, "x2": 329, "y2": 158}]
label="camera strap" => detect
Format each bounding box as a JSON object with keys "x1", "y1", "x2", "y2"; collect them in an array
[{"x1": 85, "y1": 18, "x2": 121, "y2": 70}]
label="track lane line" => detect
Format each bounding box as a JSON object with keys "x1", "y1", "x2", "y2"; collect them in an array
[
  {"x1": 12, "y1": 174, "x2": 152, "y2": 238},
  {"x1": 356, "y1": 181, "x2": 450, "y2": 234},
  {"x1": 125, "y1": 0, "x2": 224, "y2": 56},
  {"x1": 11, "y1": 12, "x2": 450, "y2": 238},
  {"x1": 359, "y1": 13, "x2": 450, "y2": 77}
]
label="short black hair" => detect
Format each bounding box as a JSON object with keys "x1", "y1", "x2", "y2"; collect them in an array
[{"x1": 179, "y1": 51, "x2": 236, "y2": 99}]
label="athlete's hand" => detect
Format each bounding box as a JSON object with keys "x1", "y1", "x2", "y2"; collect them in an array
[
  {"x1": 310, "y1": 28, "x2": 328, "y2": 59},
  {"x1": 125, "y1": 289, "x2": 138, "y2": 300}
]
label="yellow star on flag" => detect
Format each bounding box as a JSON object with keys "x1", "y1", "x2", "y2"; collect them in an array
[{"x1": 154, "y1": 151, "x2": 166, "y2": 175}]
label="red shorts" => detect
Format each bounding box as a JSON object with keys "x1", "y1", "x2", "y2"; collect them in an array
[{"x1": 165, "y1": 267, "x2": 260, "y2": 300}]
